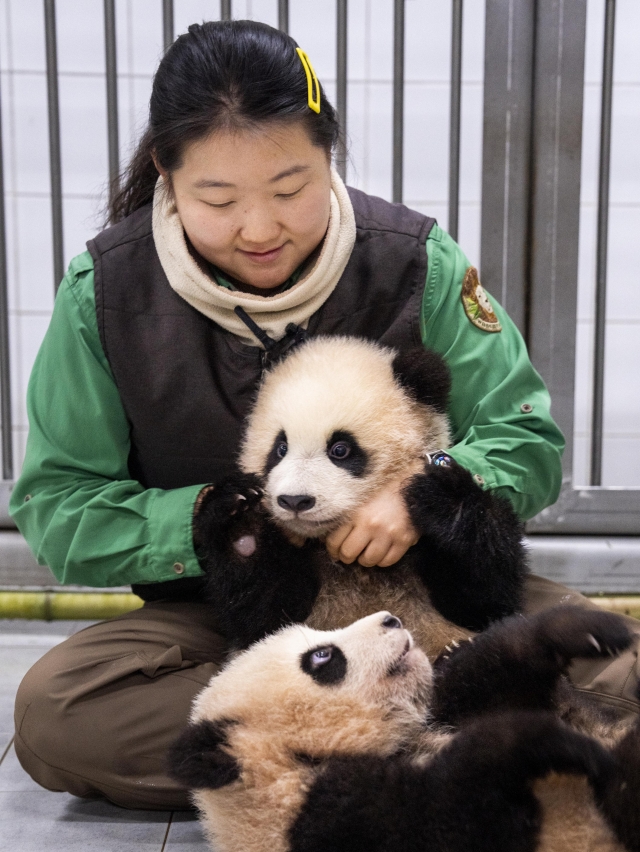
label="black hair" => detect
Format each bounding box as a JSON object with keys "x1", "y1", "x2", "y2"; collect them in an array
[{"x1": 109, "y1": 20, "x2": 340, "y2": 224}]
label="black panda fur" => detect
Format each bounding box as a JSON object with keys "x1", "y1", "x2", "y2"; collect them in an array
[
  {"x1": 168, "y1": 606, "x2": 639, "y2": 852},
  {"x1": 194, "y1": 336, "x2": 527, "y2": 657}
]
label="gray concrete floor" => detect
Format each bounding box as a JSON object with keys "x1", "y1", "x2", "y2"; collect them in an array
[{"x1": 0, "y1": 620, "x2": 209, "y2": 851}]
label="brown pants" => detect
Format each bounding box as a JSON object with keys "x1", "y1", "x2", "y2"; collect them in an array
[{"x1": 14, "y1": 577, "x2": 640, "y2": 810}]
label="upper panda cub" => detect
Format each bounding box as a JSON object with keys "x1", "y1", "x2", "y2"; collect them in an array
[
  {"x1": 169, "y1": 607, "x2": 640, "y2": 852},
  {"x1": 194, "y1": 336, "x2": 527, "y2": 655}
]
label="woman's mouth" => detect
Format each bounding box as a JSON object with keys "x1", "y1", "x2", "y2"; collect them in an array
[{"x1": 240, "y1": 245, "x2": 284, "y2": 264}]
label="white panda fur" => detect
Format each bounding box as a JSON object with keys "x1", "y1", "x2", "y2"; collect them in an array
[
  {"x1": 194, "y1": 336, "x2": 528, "y2": 658},
  {"x1": 169, "y1": 607, "x2": 640, "y2": 852}
]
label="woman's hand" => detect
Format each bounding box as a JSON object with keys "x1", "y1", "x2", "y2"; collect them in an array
[{"x1": 325, "y1": 463, "x2": 423, "y2": 568}]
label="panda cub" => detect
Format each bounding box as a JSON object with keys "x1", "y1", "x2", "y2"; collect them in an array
[
  {"x1": 194, "y1": 336, "x2": 527, "y2": 656},
  {"x1": 169, "y1": 606, "x2": 640, "y2": 852}
]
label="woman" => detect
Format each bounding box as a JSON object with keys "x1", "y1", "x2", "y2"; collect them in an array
[{"x1": 10, "y1": 20, "x2": 638, "y2": 810}]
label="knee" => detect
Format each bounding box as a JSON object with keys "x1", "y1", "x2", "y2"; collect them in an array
[
  {"x1": 13, "y1": 638, "x2": 215, "y2": 809},
  {"x1": 14, "y1": 645, "x2": 74, "y2": 769}
]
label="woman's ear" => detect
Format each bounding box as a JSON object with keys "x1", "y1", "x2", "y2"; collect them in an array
[{"x1": 151, "y1": 150, "x2": 168, "y2": 181}]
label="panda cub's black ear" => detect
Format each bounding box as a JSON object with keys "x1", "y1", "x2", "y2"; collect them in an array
[
  {"x1": 168, "y1": 719, "x2": 240, "y2": 790},
  {"x1": 392, "y1": 347, "x2": 451, "y2": 414}
]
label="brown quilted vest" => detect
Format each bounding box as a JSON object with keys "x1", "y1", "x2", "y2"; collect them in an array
[{"x1": 87, "y1": 187, "x2": 435, "y2": 600}]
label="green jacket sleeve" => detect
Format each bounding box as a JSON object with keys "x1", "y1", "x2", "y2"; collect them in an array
[
  {"x1": 421, "y1": 226, "x2": 565, "y2": 520},
  {"x1": 9, "y1": 251, "x2": 205, "y2": 587}
]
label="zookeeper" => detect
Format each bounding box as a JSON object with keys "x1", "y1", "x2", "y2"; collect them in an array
[{"x1": 10, "y1": 19, "x2": 640, "y2": 810}]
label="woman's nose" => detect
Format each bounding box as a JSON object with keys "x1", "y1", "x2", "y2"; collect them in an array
[{"x1": 239, "y1": 206, "x2": 281, "y2": 246}]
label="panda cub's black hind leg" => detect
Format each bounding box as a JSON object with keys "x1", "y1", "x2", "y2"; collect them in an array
[
  {"x1": 424, "y1": 711, "x2": 616, "y2": 852},
  {"x1": 290, "y1": 712, "x2": 611, "y2": 852},
  {"x1": 402, "y1": 460, "x2": 527, "y2": 630},
  {"x1": 593, "y1": 702, "x2": 640, "y2": 851},
  {"x1": 193, "y1": 472, "x2": 320, "y2": 647},
  {"x1": 431, "y1": 606, "x2": 634, "y2": 728}
]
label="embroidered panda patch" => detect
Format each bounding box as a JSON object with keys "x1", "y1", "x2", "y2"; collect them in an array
[{"x1": 461, "y1": 267, "x2": 502, "y2": 333}]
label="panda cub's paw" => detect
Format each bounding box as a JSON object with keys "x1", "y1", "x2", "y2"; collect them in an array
[
  {"x1": 197, "y1": 473, "x2": 264, "y2": 523},
  {"x1": 194, "y1": 473, "x2": 265, "y2": 558},
  {"x1": 430, "y1": 607, "x2": 634, "y2": 728},
  {"x1": 533, "y1": 606, "x2": 633, "y2": 664},
  {"x1": 404, "y1": 460, "x2": 504, "y2": 537}
]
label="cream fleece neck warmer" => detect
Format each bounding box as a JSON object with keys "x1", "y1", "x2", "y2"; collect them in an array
[{"x1": 152, "y1": 168, "x2": 356, "y2": 346}]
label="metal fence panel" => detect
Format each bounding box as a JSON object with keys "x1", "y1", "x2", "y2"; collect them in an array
[
  {"x1": 480, "y1": 0, "x2": 640, "y2": 534},
  {"x1": 0, "y1": 0, "x2": 638, "y2": 539}
]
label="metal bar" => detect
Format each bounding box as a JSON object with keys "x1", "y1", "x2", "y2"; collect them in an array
[
  {"x1": 336, "y1": 0, "x2": 348, "y2": 180},
  {"x1": 527, "y1": 485, "x2": 640, "y2": 536},
  {"x1": 162, "y1": 0, "x2": 174, "y2": 52},
  {"x1": 278, "y1": 0, "x2": 288, "y2": 34},
  {"x1": 480, "y1": 0, "x2": 536, "y2": 336},
  {"x1": 104, "y1": 0, "x2": 119, "y2": 222},
  {"x1": 392, "y1": 0, "x2": 404, "y2": 203},
  {"x1": 525, "y1": 535, "x2": 640, "y2": 594},
  {"x1": 590, "y1": 0, "x2": 616, "y2": 487},
  {"x1": 448, "y1": 0, "x2": 463, "y2": 240},
  {"x1": 43, "y1": 0, "x2": 64, "y2": 292},
  {"x1": 0, "y1": 84, "x2": 13, "y2": 480},
  {"x1": 526, "y1": 0, "x2": 587, "y2": 480},
  {"x1": 221, "y1": 0, "x2": 232, "y2": 21}
]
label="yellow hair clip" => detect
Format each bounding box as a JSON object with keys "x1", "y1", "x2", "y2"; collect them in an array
[{"x1": 296, "y1": 47, "x2": 321, "y2": 114}]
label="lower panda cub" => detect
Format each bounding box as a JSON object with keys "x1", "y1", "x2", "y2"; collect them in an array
[
  {"x1": 169, "y1": 606, "x2": 640, "y2": 852},
  {"x1": 194, "y1": 336, "x2": 527, "y2": 657}
]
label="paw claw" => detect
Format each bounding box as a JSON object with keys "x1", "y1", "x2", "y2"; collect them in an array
[{"x1": 587, "y1": 634, "x2": 602, "y2": 653}]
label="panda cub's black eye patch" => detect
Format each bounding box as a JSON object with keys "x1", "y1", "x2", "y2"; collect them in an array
[
  {"x1": 326, "y1": 431, "x2": 368, "y2": 477},
  {"x1": 265, "y1": 430, "x2": 288, "y2": 474},
  {"x1": 301, "y1": 644, "x2": 348, "y2": 685}
]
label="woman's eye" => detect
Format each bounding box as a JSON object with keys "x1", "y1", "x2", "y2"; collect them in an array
[
  {"x1": 276, "y1": 442, "x2": 288, "y2": 458},
  {"x1": 276, "y1": 183, "x2": 307, "y2": 200},
  {"x1": 205, "y1": 200, "x2": 234, "y2": 209},
  {"x1": 329, "y1": 442, "x2": 350, "y2": 460},
  {"x1": 311, "y1": 647, "x2": 332, "y2": 668}
]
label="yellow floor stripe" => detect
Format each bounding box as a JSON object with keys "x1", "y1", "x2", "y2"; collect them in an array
[
  {"x1": 0, "y1": 591, "x2": 143, "y2": 620},
  {"x1": 590, "y1": 596, "x2": 640, "y2": 620},
  {"x1": 0, "y1": 590, "x2": 638, "y2": 622}
]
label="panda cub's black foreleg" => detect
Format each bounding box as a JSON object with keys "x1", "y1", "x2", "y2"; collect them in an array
[
  {"x1": 193, "y1": 473, "x2": 320, "y2": 647},
  {"x1": 430, "y1": 606, "x2": 633, "y2": 728},
  {"x1": 402, "y1": 461, "x2": 527, "y2": 630}
]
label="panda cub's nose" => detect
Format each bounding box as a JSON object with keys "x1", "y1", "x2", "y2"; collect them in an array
[
  {"x1": 381, "y1": 615, "x2": 403, "y2": 630},
  {"x1": 277, "y1": 494, "x2": 316, "y2": 513}
]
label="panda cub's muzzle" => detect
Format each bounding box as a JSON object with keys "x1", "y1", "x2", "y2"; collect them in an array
[
  {"x1": 259, "y1": 422, "x2": 375, "y2": 537},
  {"x1": 276, "y1": 494, "x2": 316, "y2": 513}
]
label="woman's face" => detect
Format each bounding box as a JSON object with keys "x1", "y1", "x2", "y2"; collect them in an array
[{"x1": 165, "y1": 123, "x2": 332, "y2": 290}]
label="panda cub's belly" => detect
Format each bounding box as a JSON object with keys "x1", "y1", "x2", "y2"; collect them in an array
[{"x1": 306, "y1": 558, "x2": 473, "y2": 660}]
